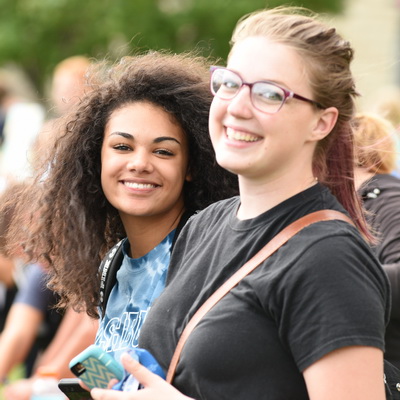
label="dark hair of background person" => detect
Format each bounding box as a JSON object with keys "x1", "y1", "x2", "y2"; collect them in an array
[{"x1": 6, "y1": 51, "x2": 239, "y2": 318}]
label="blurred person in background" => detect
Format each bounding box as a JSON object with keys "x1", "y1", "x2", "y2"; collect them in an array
[
  {"x1": 0, "y1": 263, "x2": 64, "y2": 383},
  {"x1": 353, "y1": 112, "x2": 400, "y2": 369},
  {"x1": 0, "y1": 182, "x2": 28, "y2": 332},
  {"x1": 0, "y1": 68, "x2": 45, "y2": 189},
  {"x1": 0, "y1": 55, "x2": 97, "y2": 400},
  {"x1": 0, "y1": 74, "x2": 41, "y2": 317},
  {"x1": 370, "y1": 85, "x2": 400, "y2": 177},
  {"x1": 49, "y1": 55, "x2": 91, "y2": 118},
  {"x1": 32, "y1": 55, "x2": 91, "y2": 171},
  {"x1": 0, "y1": 55, "x2": 91, "y2": 306},
  {"x1": 0, "y1": 182, "x2": 63, "y2": 383}
]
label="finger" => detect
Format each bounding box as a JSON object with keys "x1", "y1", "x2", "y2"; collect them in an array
[
  {"x1": 91, "y1": 387, "x2": 129, "y2": 399},
  {"x1": 108, "y1": 378, "x2": 119, "y2": 389},
  {"x1": 79, "y1": 379, "x2": 90, "y2": 391},
  {"x1": 120, "y1": 352, "x2": 165, "y2": 388}
]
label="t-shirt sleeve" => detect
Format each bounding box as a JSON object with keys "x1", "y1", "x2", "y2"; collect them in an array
[
  {"x1": 268, "y1": 229, "x2": 390, "y2": 371},
  {"x1": 14, "y1": 263, "x2": 55, "y2": 312}
]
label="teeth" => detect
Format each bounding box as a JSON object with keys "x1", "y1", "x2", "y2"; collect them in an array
[
  {"x1": 226, "y1": 128, "x2": 259, "y2": 142},
  {"x1": 124, "y1": 182, "x2": 156, "y2": 189}
]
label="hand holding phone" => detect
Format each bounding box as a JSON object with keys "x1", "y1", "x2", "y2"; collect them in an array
[
  {"x1": 58, "y1": 378, "x2": 93, "y2": 400},
  {"x1": 69, "y1": 345, "x2": 124, "y2": 390}
]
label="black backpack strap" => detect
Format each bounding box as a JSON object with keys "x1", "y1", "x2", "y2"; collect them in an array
[{"x1": 99, "y1": 239, "x2": 125, "y2": 318}]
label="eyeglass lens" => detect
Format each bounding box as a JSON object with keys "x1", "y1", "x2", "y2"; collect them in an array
[{"x1": 211, "y1": 68, "x2": 286, "y2": 113}]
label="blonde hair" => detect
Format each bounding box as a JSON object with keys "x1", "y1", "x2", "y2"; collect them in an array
[
  {"x1": 229, "y1": 6, "x2": 371, "y2": 240},
  {"x1": 353, "y1": 112, "x2": 397, "y2": 174},
  {"x1": 231, "y1": 7, "x2": 357, "y2": 120},
  {"x1": 50, "y1": 55, "x2": 92, "y2": 117},
  {"x1": 52, "y1": 55, "x2": 91, "y2": 82}
]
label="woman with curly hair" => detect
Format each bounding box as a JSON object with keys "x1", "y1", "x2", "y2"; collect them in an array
[{"x1": 8, "y1": 51, "x2": 238, "y2": 375}]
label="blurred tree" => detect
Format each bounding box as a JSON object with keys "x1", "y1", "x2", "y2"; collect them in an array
[{"x1": 0, "y1": 0, "x2": 343, "y2": 101}]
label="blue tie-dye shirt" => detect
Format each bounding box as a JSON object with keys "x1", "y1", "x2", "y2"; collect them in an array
[{"x1": 95, "y1": 230, "x2": 175, "y2": 364}]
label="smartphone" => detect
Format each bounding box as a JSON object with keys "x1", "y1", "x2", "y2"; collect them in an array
[
  {"x1": 58, "y1": 378, "x2": 93, "y2": 400},
  {"x1": 69, "y1": 345, "x2": 124, "y2": 390}
]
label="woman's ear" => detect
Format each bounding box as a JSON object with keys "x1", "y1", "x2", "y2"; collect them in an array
[
  {"x1": 310, "y1": 107, "x2": 339, "y2": 141},
  {"x1": 185, "y1": 167, "x2": 192, "y2": 182}
]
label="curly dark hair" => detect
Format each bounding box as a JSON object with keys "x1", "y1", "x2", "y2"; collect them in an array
[{"x1": 10, "y1": 52, "x2": 238, "y2": 317}]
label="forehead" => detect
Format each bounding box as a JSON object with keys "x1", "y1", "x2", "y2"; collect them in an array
[
  {"x1": 228, "y1": 37, "x2": 309, "y2": 91},
  {"x1": 105, "y1": 102, "x2": 186, "y2": 141}
]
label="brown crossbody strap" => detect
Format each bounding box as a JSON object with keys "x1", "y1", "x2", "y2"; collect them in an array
[{"x1": 166, "y1": 209, "x2": 354, "y2": 383}]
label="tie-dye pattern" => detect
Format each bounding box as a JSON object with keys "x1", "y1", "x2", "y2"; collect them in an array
[{"x1": 95, "y1": 230, "x2": 175, "y2": 364}]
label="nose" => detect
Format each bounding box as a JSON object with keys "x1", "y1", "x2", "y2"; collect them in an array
[
  {"x1": 226, "y1": 85, "x2": 253, "y2": 118},
  {"x1": 126, "y1": 148, "x2": 153, "y2": 173}
]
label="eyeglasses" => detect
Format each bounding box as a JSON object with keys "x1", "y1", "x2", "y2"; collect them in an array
[{"x1": 210, "y1": 66, "x2": 324, "y2": 114}]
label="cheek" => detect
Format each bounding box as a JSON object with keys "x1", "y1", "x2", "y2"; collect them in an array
[
  {"x1": 99, "y1": 152, "x2": 118, "y2": 192},
  {"x1": 174, "y1": 162, "x2": 190, "y2": 187},
  {"x1": 209, "y1": 98, "x2": 225, "y2": 125},
  {"x1": 209, "y1": 99, "x2": 225, "y2": 141},
  {"x1": 99, "y1": 165, "x2": 109, "y2": 196},
  {"x1": 100, "y1": 155, "x2": 110, "y2": 183},
  {"x1": 166, "y1": 162, "x2": 190, "y2": 198}
]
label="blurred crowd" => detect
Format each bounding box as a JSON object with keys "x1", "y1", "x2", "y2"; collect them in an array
[
  {"x1": 0, "y1": 17, "x2": 400, "y2": 399},
  {"x1": 0, "y1": 55, "x2": 98, "y2": 400}
]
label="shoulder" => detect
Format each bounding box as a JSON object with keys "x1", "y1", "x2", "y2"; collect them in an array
[
  {"x1": 195, "y1": 196, "x2": 239, "y2": 218},
  {"x1": 14, "y1": 263, "x2": 57, "y2": 310},
  {"x1": 361, "y1": 175, "x2": 400, "y2": 222},
  {"x1": 265, "y1": 218, "x2": 387, "y2": 294},
  {"x1": 293, "y1": 219, "x2": 378, "y2": 269},
  {"x1": 362, "y1": 174, "x2": 400, "y2": 199},
  {"x1": 259, "y1": 221, "x2": 389, "y2": 367},
  {"x1": 273, "y1": 221, "x2": 389, "y2": 316},
  {"x1": 181, "y1": 196, "x2": 239, "y2": 235},
  {"x1": 376, "y1": 173, "x2": 400, "y2": 187},
  {"x1": 19, "y1": 263, "x2": 48, "y2": 291}
]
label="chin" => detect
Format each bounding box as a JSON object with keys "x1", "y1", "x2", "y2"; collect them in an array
[{"x1": 216, "y1": 160, "x2": 239, "y2": 175}]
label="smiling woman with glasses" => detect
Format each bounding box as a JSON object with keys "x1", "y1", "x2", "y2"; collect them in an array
[
  {"x1": 210, "y1": 66, "x2": 325, "y2": 113},
  {"x1": 91, "y1": 7, "x2": 389, "y2": 400}
]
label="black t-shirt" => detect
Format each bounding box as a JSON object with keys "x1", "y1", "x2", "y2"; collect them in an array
[
  {"x1": 360, "y1": 173, "x2": 400, "y2": 368},
  {"x1": 140, "y1": 184, "x2": 390, "y2": 400}
]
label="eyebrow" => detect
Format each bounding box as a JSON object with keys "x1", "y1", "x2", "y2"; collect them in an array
[
  {"x1": 109, "y1": 132, "x2": 181, "y2": 145},
  {"x1": 229, "y1": 68, "x2": 287, "y2": 87}
]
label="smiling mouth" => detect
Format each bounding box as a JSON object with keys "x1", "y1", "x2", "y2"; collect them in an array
[
  {"x1": 123, "y1": 182, "x2": 158, "y2": 189},
  {"x1": 226, "y1": 127, "x2": 261, "y2": 142}
]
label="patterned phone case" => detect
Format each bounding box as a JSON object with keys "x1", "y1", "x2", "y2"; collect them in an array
[{"x1": 69, "y1": 345, "x2": 124, "y2": 389}]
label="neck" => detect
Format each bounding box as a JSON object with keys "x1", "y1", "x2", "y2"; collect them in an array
[
  {"x1": 237, "y1": 173, "x2": 317, "y2": 220},
  {"x1": 354, "y1": 167, "x2": 375, "y2": 191},
  {"x1": 122, "y1": 207, "x2": 185, "y2": 258}
]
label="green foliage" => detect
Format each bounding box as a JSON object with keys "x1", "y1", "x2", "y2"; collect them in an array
[{"x1": 0, "y1": 0, "x2": 343, "y2": 96}]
